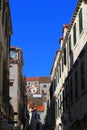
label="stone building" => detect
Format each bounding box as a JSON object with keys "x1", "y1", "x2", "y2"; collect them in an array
[
  {"x1": 45, "y1": 50, "x2": 61, "y2": 130},
  {"x1": 0, "y1": 0, "x2": 12, "y2": 129},
  {"x1": 26, "y1": 77, "x2": 51, "y2": 130},
  {"x1": 9, "y1": 46, "x2": 25, "y2": 129},
  {"x1": 46, "y1": 0, "x2": 87, "y2": 130},
  {"x1": 61, "y1": 0, "x2": 87, "y2": 130}
]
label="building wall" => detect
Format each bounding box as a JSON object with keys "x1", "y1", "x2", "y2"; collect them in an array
[
  {"x1": 0, "y1": 43, "x2": 3, "y2": 110},
  {"x1": 0, "y1": 0, "x2": 12, "y2": 129},
  {"x1": 9, "y1": 47, "x2": 24, "y2": 128},
  {"x1": 26, "y1": 80, "x2": 39, "y2": 87},
  {"x1": 48, "y1": 1, "x2": 87, "y2": 130},
  {"x1": 39, "y1": 82, "x2": 50, "y2": 98},
  {"x1": 9, "y1": 64, "x2": 19, "y2": 126},
  {"x1": 63, "y1": 44, "x2": 87, "y2": 130}
]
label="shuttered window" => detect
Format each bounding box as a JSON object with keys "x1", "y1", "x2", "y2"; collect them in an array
[
  {"x1": 75, "y1": 70, "x2": 78, "y2": 98},
  {"x1": 64, "y1": 47, "x2": 66, "y2": 65},
  {"x1": 2, "y1": 1, "x2": 6, "y2": 25},
  {"x1": 57, "y1": 71, "x2": 59, "y2": 83},
  {"x1": 69, "y1": 35, "x2": 72, "y2": 54},
  {"x1": 80, "y1": 61, "x2": 85, "y2": 90},
  {"x1": 73, "y1": 23, "x2": 76, "y2": 46},
  {"x1": 79, "y1": 8, "x2": 83, "y2": 34},
  {"x1": 0, "y1": 0, "x2": 1, "y2": 11},
  {"x1": 62, "y1": 57, "x2": 64, "y2": 72},
  {"x1": 60, "y1": 64, "x2": 61, "y2": 78}
]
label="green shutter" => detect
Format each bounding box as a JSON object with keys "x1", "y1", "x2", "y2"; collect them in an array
[
  {"x1": 0, "y1": 0, "x2": 1, "y2": 10},
  {"x1": 58, "y1": 71, "x2": 59, "y2": 83},
  {"x1": 60, "y1": 64, "x2": 61, "y2": 78},
  {"x1": 53, "y1": 79, "x2": 56, "y2": 92},
  {"x1": 79, "y1": 8, "x2": 83, "y2": 34},
  {"x1": 73, "y1": 23, "x2": 76, "y2": 45},
  {"x1": 69, "y1": 35, "x2": 72, "y2": 54},
  {"x1": 64, "y1": 48, "x2": 66, "y2": 65},
  {"x1": 62, "y1": 57, "x2": 64, "y2": 72}
]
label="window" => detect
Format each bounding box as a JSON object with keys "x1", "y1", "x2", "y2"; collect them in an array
[
  {"x1": 57, "y1": 71, "x2": 59, "y2": 83},
  {"x1": 80, "y1": 61, "x2": 85, "y2": 90},
  {"x1": 9, "y1": 80, "x2": 14, "y2": 86},
  {"x1": 28, "y1": 82, "x2": 30, "y2": 85},
  {"x1": 60, "y1": 95, "x2": 61, "y2": 113},
  {"x1": 73, "y1": 23, "x2": 76, "y2": 46},
  {"x1": 2, "y1": 0, "x2": 6, "y2": 25},
  {"x1": 14, "y1": 112, "x2": 18, "y2": 115},
  {"x1": 5, "y1": 12, "x2": 8, "y2": 37},
  {"x1": 33, "y1": 90, "x2": 35, "y2": 93},
  {"x1": 43, "y1": 85, "x2": 47, "y2": 88},
  {"x1": 58, "y1": 99, "x2": 59, "y2": 116},
  {"x1": 60, "y1": 95, "x2": 61, "y2": 108},
  {"x1": 10, "y1": 50, "x2": 18, "y2": 59},
  {"x1": 42, "y1": 90, "x2": 44, "y2": 95},
  {"x1": 63, "y1": 90, "x2": 65, "y2": 112},
  {"x1": 79, "y1": 8, "x2": 83, "y2": 34},
  {"x1": 65, "y1": 85, "x2": 67, "y2": 108},
  {"x1": 0, "y1": 0, "x2": 1, "y2": 11},
  {"x1": 35, "y1": 82, "x2": 37, "y2": 84},
  {"x1": 62, "y1": 57, "x2": 64, "y2": 72},
  {"x1": 60, "y1": 64, "x2": 61, "y2": 78},
  {"x1": 64, "y1": 47, "x2": 66, "y2": 65},
  {"x1": 69, "y1": 35, "x2": 72, "y2": 54},
  {"x1": 44, "y1": 92, "x2": 47, "y2": 95},
  {"x1": 53, "y1": 79, "x2": 57, "y2": 91},
  {"x1": 70, "y1": 77, "x2": 73, "y2": 103},
  {"x1": 36, "y1": 124, "x2": 40, "y2": 130},
  {"x1": 75, "y1": 70, "x2": 78, "y2": 98},
  {"x1": 0, "y1": 45, "x2": 1, "y2": 61},
  {"x1": 55, "y1": 102, "x2": 57, "y2": 118}
]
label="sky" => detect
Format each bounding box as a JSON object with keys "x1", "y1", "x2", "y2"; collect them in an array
[{"x1": 9, "y1": 0, "x2": 77, "y2": 78}]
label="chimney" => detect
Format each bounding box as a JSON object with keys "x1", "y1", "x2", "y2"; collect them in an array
[{"x1": 62, "y1": 24, "x2": 69, "y2": 38}]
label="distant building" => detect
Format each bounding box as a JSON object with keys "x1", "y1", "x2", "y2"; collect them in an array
[
  {"x1": 26, "y1": 77, "x2": 51, "y2": 100},
  {"x1": 45, "y1": 50, "x2": 60, "y2": 130},
  {"x1": 26, "y1": 76, "x2": 51, "y2": 130},
  {"x1": 9, "y1": 46, "x2": 25, "y2": 129}
]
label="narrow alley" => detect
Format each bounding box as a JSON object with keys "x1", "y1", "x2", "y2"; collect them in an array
[{"x1": 0, "y1": 0, "x2": 87, "y2": 130}]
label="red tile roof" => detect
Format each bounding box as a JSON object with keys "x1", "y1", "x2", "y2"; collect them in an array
[
  {"x1": 28, "y1": 103, "x2": 45, "y2": 112},
  {"x1": 36, "y1": 105, "x2": 45, "y2": 111},
  {"x1": 26, "y1": 77, "x2": 51, "y2": 84},
  {"x1": 26, "y1": 77, "x2": 40, "y2": 81}
]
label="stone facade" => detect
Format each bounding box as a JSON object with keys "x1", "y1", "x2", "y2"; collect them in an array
[
  {"x1": 0, "y1": 0, "x2": 12, "y2": 129},
  {"x1": 9, "y1": 46, "x2": 25, "y2": 129},
  {"x1": 46, "y1": 0, "x2": 87, "y2": 130}
]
